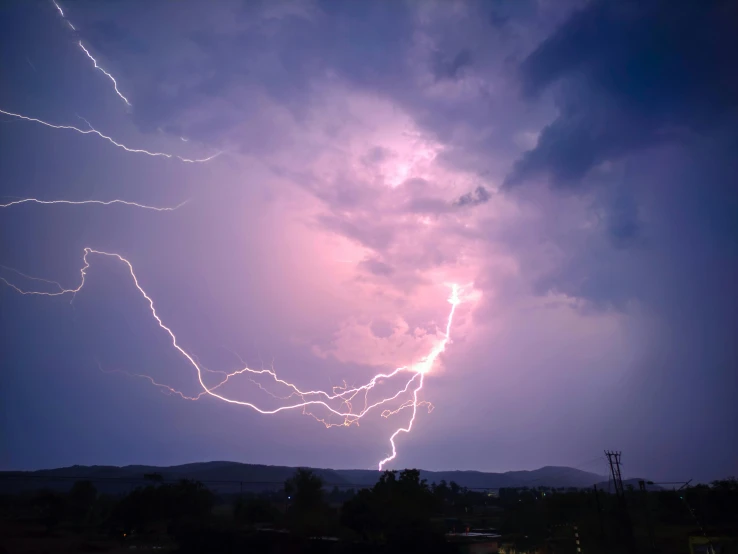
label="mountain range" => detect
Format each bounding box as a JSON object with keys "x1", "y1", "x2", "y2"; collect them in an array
[{"x1": 0, "y1": 462, "x2": 618, "y2": 494}]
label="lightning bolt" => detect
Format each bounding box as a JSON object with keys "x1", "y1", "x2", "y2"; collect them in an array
[
  {"x1": 377, "y1": 284, "x2": 460, "y2": 470},
  {"x1": 51, "y1": 0, "x2": 75, "y2": 30},
  {"x1": 2, "y1": 249, "x2": 462, "y2": 468},
  {"x1": 0, "y1": 109, "x2": 220, "y2": 163},
  {"x1": 0, "y1": 264, "x2": 65, "y2": 293},
  {"x1": 76, "y1": 42, "x2": 132, "y2": 107},
  {"x1": 51, "y1": 0, "x2": 131, "y2": 107},
  {"x1": 7, "y1": 0, "x2": 463, "y2": 473},
  {"x1": 0, "y1": 198, "x2": 188, "y2": 211}
]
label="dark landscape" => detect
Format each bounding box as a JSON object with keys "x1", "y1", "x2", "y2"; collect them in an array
[
  {"x1": 0, "y1": 462, "x2": 609, "y2": 494},
  {"x1": 1, "y1": 462, "x2": 736, "y2": 554}
]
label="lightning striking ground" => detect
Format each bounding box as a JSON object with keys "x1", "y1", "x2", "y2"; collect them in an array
[
  {"x1": 0, "y1": 198, "x2": 188, "y2": 211},
  {"x1": 0, "y1": 109, "x2": 220, "y2": 163},
  {"x1": 377, "y1": 284, "x2": 460, "y2": 470},
  {"x1": 51, "y1": 0, "x2": 131, "y2": 107},
  {"x1": 5, "y1": 0, "x2": 465, "y2": 472},
  {"x1": 2, "y1": 248, "x2": 461, "y2": 468}
]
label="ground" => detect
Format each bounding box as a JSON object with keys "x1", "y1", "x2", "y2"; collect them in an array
[{"x1": 0, "y1": 519, "x2": 175, "y2": 554}]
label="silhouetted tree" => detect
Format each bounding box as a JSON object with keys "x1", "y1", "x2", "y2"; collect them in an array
[
  {"x1": 342, "y1": 469, "x2": 449, "y2": 552},
  {"x1": 432, "y1": 480, "x2": 451, "y2": 505},
  {"x1": 111, "y1": 479, "x2": 214, "y2": 534},
  {"x1": 711, "y1": 477, "x2": 738, "y2": 492},
  {"x1": 285, "y1": 469, "x2": 324, "y2": 511},
  {"x1": 341, "y1": 488, "x2": 381, "y2": 540},
  {"x1": 32, "y1": 490, "x2": 66, "y2": 533},
  {"x1": 69, "y1": 480, "x2": 97, "y2": 523},
  {"x1": 449, "y1": 480, "x2": 461, "y2": 497},
  {"x1": 170, "y1": 479, "x2": 213, "y2": 521},
  {"x1": 234, "y1": 495, "x2": 280, "y2": 526},
  {"x1": 284, "y1": 468, "x2": 334, "y2": 537}
]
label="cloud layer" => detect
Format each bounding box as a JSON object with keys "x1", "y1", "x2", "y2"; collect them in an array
[{"x1": 1, "y1": 0, "x2": 735, "y2": 480}]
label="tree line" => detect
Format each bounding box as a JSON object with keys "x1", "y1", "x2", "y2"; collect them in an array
[{"x1": 1, "y1": 470, "x2": 736, "y2": 553}]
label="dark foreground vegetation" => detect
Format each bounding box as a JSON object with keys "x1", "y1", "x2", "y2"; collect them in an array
[{"x1": 0, "y1": 469, "x2": 736, "y2": 553}]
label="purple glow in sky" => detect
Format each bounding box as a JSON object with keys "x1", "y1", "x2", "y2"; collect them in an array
[{"x1": 1, "y1": 0, "x2": 736, "y2": 482}]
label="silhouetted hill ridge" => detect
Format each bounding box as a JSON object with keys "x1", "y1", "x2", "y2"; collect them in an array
[{"x1": 0, "y1": 461, "x2": 616, "y2": 493}]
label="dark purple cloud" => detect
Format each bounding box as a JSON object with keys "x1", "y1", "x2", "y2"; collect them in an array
[
  {"x1": 453, "y1": 186, "x2": 490, "y2": 208},
  {"x1": 507, "y1": 0, "x2": 738, "y2": 188},
  {"x1": 497, "y1": 0, "x2": 738, "y2": 480}
]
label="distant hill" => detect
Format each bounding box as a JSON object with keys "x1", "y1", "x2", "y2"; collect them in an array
[
  {"x1": 0, "y1": 462, "x2": 610, "y2": 495},
  {"x1": 339, "y1": 465, "x2": 607, "y2": 489}
]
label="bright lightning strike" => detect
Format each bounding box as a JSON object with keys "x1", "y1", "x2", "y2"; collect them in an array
[
  {"x1": 2, "y1": 249, "x2": 462, "y2": 469},
  {"x1": 0, "y1": 198, "x2": 187, "y2": 211},
  {"x1": 77, "y1": 42, "x2": 132, "y2": 107},
  {"x1": 0, "y1": 109, "x2": 220, "y2": 163},
  {"x1": 377, "y1": 283, "x2": 460, "y2": 470},
  {"x1": 51, "y1": 0, "x2": 75, "y2": 30},
  {"x1": 51, "y1": 0, "x2": 131, "y2": 107}
]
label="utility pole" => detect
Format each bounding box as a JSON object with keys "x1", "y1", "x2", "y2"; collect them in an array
[
  {"x1": 605, "y1": 450, "x2": 635, "y2": 553},
  {"x1": 605, "y1": 451, "x2": 625, "y2": 498}
]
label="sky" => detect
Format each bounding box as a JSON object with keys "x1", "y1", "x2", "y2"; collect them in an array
[{"x1": 0, "y1": 0, "x2": 736, "y2": 483}]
